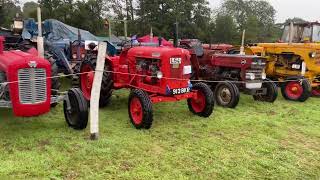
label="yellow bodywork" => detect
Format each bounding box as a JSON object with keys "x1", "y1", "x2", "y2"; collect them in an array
[{"x1": 246, "y1": 43, "x2": 320, "y2": 87}]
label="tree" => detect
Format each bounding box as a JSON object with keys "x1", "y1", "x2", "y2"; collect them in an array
[
  {"x1": 22, "y1": 1, "x2": 37, "y2": 18},
  {"x1": 0, "y1": 0, "x2": 22, "y2": 28},
  {"x1": 244, "y1": 15, "x2": 259, "y2": 43},
  {"x1": 213, "y1": 14, "x2": 238, "y2": 44},
  {"x1": 221, "y1": 0, "x2": 277, "y2": 42},
  {"x1": 284, "y1": 17, "x2": 307, "y2": 24}
]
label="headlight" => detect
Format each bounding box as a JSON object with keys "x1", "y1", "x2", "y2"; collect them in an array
[
  {"x1": 81, "y1": 53, "x2": 86, "y2": 58},
  {"x1": 309, "y1": 52, "x2": 316, "y2": 58},
  {"x1": 156, "y1": 71, "x2": 163, "y2": 79},
  {"x1": 183, "y1": 65, "x2": 192, "y2": 75},
  {"x1": 72, "y1": 54, "x2": 77, "y2": 59},
  {"x1": 246, "y1": 73, "x2": 255, "y2": 80}
]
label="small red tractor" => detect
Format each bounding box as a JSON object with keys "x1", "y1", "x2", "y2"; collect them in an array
[
  {"x1": 180, "y1": 39, "x2": 278, "y2": 108},
  {"x1": 79, "y1": 43, "x2": 214, "y2": 129},
  {"x1": 0, "y1": 36, "x2": 88, "y2": 130}
]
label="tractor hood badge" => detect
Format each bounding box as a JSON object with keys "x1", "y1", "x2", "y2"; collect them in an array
[
  {"x1": 241, "y1": 59, "x2": 247, "y2": 65},
  {"x1": 28, "y1": 61, "x2": 38, "y2": 68}
]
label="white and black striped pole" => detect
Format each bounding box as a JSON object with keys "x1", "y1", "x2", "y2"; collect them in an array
[{"x1": 90, "y1": 42, "x2": 107, "y2": 140}]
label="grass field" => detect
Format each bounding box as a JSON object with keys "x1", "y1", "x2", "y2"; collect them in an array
[{"x1": 0, "y1": 88, "x2": 319, "y2": 179}]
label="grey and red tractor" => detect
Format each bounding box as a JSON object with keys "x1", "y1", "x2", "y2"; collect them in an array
[
  {"x1": 180, "y1": 39, "x2": 278, "y2": 108},
  {"x1": 0, "y1": 36, "x2": 88, "y2": 130}
]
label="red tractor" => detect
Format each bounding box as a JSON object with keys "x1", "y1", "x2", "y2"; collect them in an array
[
  {"x1": 0, "y1": 36, "x2": 88, "y2": 130},
  {"x1": 180, "y1": 39, "x2": 278, "y2": 108},
  {"x1": 79, "y1": 43, "x2": 214, "y2": 129}
]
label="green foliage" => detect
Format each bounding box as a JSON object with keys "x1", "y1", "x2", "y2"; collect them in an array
[
  {"x1": 221, "y1": 0, "x2": 277, "y2": 42},
  {"x1": 284, "y1": 17, "x2": 307, "y2": 24},
  {"x1": 37, "y1": 0, "x2": 107, "y2": 35},
  {"x1": 213, "y1": 14, "x2": 239, "y2": 44},
  {"x1": 22, "y1": 1, "x2": 37, "y2": 18},
  {"x1": 2, "y1": 0, "x2": 284, "y2": 44},
  {"x1": 0, "y1": 0, "x2": 22, "y2": 28}
]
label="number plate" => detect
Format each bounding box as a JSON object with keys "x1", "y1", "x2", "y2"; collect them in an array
[
  {"x1": 172, "y1": 87, "x2": 190, "y2": 95},
  {"x1": 170, "y1": 57, "x2": 182, "y2": 64}
]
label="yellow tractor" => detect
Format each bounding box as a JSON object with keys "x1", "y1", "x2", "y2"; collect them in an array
[{"x1": 246, "y1": 22, "x2": 320, "y2": 102}]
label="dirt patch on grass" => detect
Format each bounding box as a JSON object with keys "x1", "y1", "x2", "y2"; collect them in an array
[
  {"x1": 38, "y1": 139, "x2": 51, "y2": 151},
  {"x1": 280, "y1": 129, "x2": 320, "y2": 151}
]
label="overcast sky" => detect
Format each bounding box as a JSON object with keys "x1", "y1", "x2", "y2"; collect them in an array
[
  {"x1": 19, "y1": 0, "x2": 320, "y2": 23},
  {"x1": 209, "y1": 0, "x2": 320, "y2": 23}
]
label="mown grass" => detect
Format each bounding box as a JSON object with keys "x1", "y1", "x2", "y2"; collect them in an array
[{"x1": 0, "y1": 88, "x2": 319, "y2": 179}]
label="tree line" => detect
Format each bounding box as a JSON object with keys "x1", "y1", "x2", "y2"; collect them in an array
[{"x1": 0, "y1": 0, "x2": 306, "y2": 44}]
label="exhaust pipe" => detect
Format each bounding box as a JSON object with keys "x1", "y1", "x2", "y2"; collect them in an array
[
  {"x1": 240, "y1": 30, "x2": 246, "y2": 55},
  {"x1": 173, "y1": 22, "x2": 179, "y2": 47}
]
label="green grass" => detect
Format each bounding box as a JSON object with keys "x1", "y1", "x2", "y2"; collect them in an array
[{"x1": 0, "y1": 89, "x2": 319, "y2": 179}]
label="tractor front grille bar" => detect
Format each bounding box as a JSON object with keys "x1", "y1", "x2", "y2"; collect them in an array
[{"x1": 18, "y1": 68, "x2": 47, "y2": 104}]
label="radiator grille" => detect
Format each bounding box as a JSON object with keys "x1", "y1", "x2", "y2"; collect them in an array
[
  {"x1": 18, "y1": 68, "x2": 47, "y2": 104},
  {"x1": 246, "y1": 69, "x2": 263, "y2": 80}
]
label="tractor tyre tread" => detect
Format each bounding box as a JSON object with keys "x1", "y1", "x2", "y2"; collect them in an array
[
  {"x1": 188, "y1": 82, "x2": 214, "y2": 117},
  {"x1": 253, "y1": 79, "x2": 278, "y2": 103},
  {"x1": 128, "y1": 89, "x2": 153, "y2": 129},
  {"x1": 64, "y1": 88, "x2": 88, "y2": 130},
  {"x1": 80, "y1": 57, "x2": 113, "y2": 107},
  {"x1": 281, "y1": 77, "x2": 311, "y2": 102},
  {"x1": 214, "y1": 81, "x2": 240, "y2": 108}
]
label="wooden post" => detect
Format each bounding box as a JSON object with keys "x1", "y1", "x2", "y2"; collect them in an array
[
  {"x1": 37, "y1": 7, "x2": 44, "y2": 58},
  {"x1": 108, "y1": 21, "x2": 112, "y2": 43},
  {"x1": 240, "y1": 30, "x2": 246, "y2": 55},
  {"x1": 90, "y1": 42, "x2": 107, "y2": 140},
  {"x1": 124, "y1": 20, "x2": 128, "y2": 41}
]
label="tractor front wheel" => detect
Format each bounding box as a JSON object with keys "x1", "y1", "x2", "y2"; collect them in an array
[
  {"x1": 253, "y1": 79, "x2": 278, "y2": 103},
  {"x1": 188, "y1": 82, "x2": 214, "y2": 117},
  {"x1": 128, "y1": 89, "x2": 153, "y2": 129},
  {"x1": 79, "y1": 57, "x2": 113, "y2": 107},
  {"x1": 281, "y1": 77, "x2": 311, "y2": 102},
  {"x1": 64, "y1": 88, "x2": 88, "y2": 130},
  {"x1": 214, "y1": 82, "x2": 240, "y2": 108}
]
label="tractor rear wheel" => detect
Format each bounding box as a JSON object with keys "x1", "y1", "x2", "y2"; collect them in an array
[
  {"x1": 128, "y1": 89, "x2": 153, "y2": 129},
  {"x1": 79, "y1": 57, "x2": 113, "y2": 107},
  {"x1": 281, "y1": 77, "x2": 311, "y2": 102},
  {"x1": 188, "y1": 82, "x2": 214, "y2": 117},
  {"x1": 253, "y1": 79, "x2": 278, "y2": 103},
  {"x1": 64, "y1": 88, "x2": 88, "y2": 130},
  {"x1": 214, "y1": 82, "x2": 240, "y2": 108}
]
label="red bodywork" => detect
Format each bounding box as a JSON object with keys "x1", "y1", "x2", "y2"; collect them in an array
[
  {"x1": 0, "y1": 37, "x2": 52, "y2": 117},
  {"x1": 202, "y1": 44, "x2": 234, "y2": 53},
  {"x1": 138, "y1": 35, "x2": 174, "y2": 47},
  {"x1": 106, "y1": 46, "x2": 196, "y2": 103},
  {"x1": 180, "y1": 39, "x2": 266, "y2": 92}
]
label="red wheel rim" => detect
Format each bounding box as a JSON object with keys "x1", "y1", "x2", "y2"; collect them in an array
[
  {"x1": 285, "y1": 82, "x2": 303, "y2": 99},
  {"x1": 80, "y1": 64, "x2": 95, "y2": 100},
  {"x1": 130, "y1": 97, "x2": 143, "y2": 125},
  {"x1": 190, "y1": 90, "x2": 206, "y2": 113}
]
